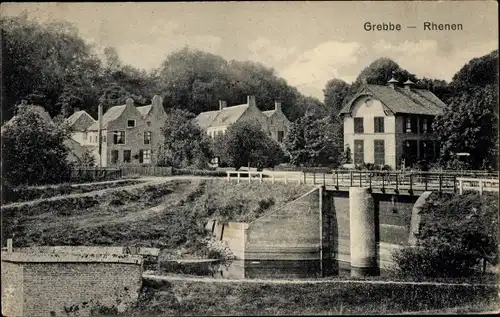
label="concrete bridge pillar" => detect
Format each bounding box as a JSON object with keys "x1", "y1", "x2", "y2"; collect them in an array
[{"x1": 349, "y1": 187, "x2": 377, "y2": 277}]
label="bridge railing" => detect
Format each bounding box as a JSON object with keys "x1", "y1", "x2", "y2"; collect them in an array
[
  {"x1": 457, "y1": 177, "x2": 499, "y2": 195},
  {"x1": 305, "y1": 170, "x2": 463, "y2": 194},
  {"x1": 226, "y1": 171, "x2": 303, "y2": 185}
]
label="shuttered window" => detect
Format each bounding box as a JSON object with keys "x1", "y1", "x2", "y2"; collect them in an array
[
  {"x1": 354, "y1": 140, "x2": 364, "y2": 164},
  {"x1": 374, "y1": 117, "x2": 384, "y2": 133},
  {"x1": 374, "y1": 140, "x2": 385, "y2": 165},
  {"x1": 354, "y1": 118, "x2": 364, "y2": 133}
]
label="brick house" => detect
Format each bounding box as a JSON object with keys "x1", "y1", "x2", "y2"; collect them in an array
[
  {"x1": 339, "y1": 78, "x2": 447, "y2": 169},
  {"x1": 195, "y1": 95, "x2": 291, "y2": 143},
  {"x1": 67, "y1": 95, "x2": 167, "y2": 167}
]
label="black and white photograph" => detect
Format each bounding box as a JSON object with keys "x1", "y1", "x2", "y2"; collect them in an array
[{"x1": 1, "y1": 1, "x2": 498, "y2": 316}]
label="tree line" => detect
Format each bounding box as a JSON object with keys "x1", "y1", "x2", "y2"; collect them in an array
[{"x1": 1, "y1": 14, "x2": 498, "y2": 186}]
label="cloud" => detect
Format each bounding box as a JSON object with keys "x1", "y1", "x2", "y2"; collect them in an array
[
  {"x1": 280, "y1": 41, "x2": 363, "y2": 98},
  {"x1": 248, "y1": 37, "x2": 297, "y2": 63},
  {"x1": 371, "y1": 39, "x2": 497, "y2": 81}
]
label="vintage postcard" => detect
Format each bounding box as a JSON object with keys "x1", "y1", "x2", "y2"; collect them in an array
[{"x1": 1, "y1": 1, "x2": 498, "y2": 316}]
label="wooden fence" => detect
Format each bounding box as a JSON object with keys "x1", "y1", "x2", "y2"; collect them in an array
[
  {"x1": 120, "y1": 166, "x2": 173, "y2": 177},
  {"x1": 71, "y1": 168, "x2": 122, "y2": 182}
]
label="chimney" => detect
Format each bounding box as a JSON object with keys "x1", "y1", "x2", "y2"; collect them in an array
[
  {"x1": 73, "y1": 107, "x2": 80, "y2": 114},
  {"x1": 274, "y1": 101, "x2": 281, "y2": 112},
  {"x1": 403, "y1": 79, "x2": 415, "y2": 91},
  {"x1": 387, "y1": 77, "x2": 398, "y2": 90},
  {"x1": 247, "y1": 95, "x2": 256, "y2": 107},
  {"x1": 219, "y1": 100, "x2": 227, "y2": 111},
  {"x1": 125, "y1": 98, "x2": 134, "y2": 107},
  {"x1": 152, "y1": 95, "x2": 163, "y2": 107},
  {"x1": 98, "y1": 103, "x2": 103, "y2": 167}
]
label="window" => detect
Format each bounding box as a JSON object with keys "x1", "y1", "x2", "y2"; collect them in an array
[
  {"x1": 405, "y1": 116, "x2": 412, "y2": 133},
  {"x1": 421, "y1": 117, "x2": 428, "y2": 133},
  {"x1": 354, "y1": 140, "x2": 364, "y2": 164},
  {"x1": 277, "y1": 130, "x2": 284, "y2": 143},
  {"x1": 374, "y1": 140, "x2": 385, "y2": 165},
  {"x1": 111, "y1": 150, "x2": 119, "y2": 164},
  {"x1": 102, "y1": 135, "x2": 106, "y2": 143},
  {"x1": 404, "y1": 116, "x2": 417, "y2": 133},
  {"x1": 143, "y1": 149, "x2": 151, "y2": 164},
  {"x1": 354, "y1": 117, "x2": 364, "y2": 133},
  {"x1": 123, "y1": 150, "x2": 131, "y2": 163},
  {"x1": 146, "y1": 121, "x2": 151, "y2": 127},
  {"x1": 127, "y1": 120, "x2": 136, "y2": 128},
  {"x1": 144, "y1": 131, "x2": 152, "y2": 145},
  {"x1": 374, "y1": 117, "x2": 384, "y2": 133},
  {"x1": 113, "y1": 131, "x2": 125, "y2": 144}
]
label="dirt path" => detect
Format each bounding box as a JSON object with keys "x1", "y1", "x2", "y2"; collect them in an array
[{"x1": 142, "y1": 273, "x2": 499, "y2": 287}]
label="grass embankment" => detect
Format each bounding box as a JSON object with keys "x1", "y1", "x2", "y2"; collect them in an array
[
  {"x1": 121, "y1": 278, "x2": 499, "y2": 316},
  {"x1": 2, "y1": 180, "x2": 313, "y2": 257},
  {"x1": 1, "y1": 179, "x2": 145, "y2": 204}
]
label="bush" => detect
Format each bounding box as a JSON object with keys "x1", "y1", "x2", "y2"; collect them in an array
[{"x1": 393, "y1": 192, "x2": 498, "y2": 278}]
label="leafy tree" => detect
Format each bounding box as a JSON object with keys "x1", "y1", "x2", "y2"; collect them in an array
[
  {"x1": 1, "y1": 103, "x2": 73, "y2": 186},
  {"x1": 434, "y1": 50, "x2": 499, "y2": 170},
  {"x1": 393, "y1": 192, "x2": 498, "y2": 277},
  {"x1": 157, "y1": 108, "x2": 211, "y2": 169},
  {"x1": 213, "y1": 121, "x2": 284, "y2": 170},
  {"x1": 284, "y1": 112, "x2": 343, "y2": 167},
  {"x1": 323, "y1": 79, "x2": 350, "y2": 116},
  {"x1": 434, "y1": 84, "x2": 498, "y2": 170}
]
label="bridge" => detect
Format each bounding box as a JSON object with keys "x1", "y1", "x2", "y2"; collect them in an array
[{"x1": 226, "y1": 170, "x2": 499, "y2": 196}]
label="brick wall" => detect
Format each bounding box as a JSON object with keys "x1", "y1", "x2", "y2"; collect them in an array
[{"x1": 1, "y1": 252, "x2": 143, "y2": 317}]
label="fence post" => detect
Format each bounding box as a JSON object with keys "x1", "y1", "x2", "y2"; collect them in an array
[
  {"x1": 336, "y1": 171, "x2": 339, "y2": 189},
  {"x1": 479, "y1": 180, "x2": 484, "y2": 196},
  {"x1": 459, "y1": 179, "x2": 463, "y2": 195},
  {"x1": 323, "y1": 172, "x2": 326, "y2": 187},
  {"x1": 438, "y1": 174, "x2": 443, "y2": 194},
  {"x1": 409, "y1": 174, "x2": 413, "y2": 193},
  {"x1": 350, "y1": 171, "x2": 353, "y2": 187},
  {"x1": 369, "y1": 172, "x2": 372, "y2": 190},
  {"x1": 259, "y1": 173, "x2": 263, "y2": 184},
  {"x1": 313, "y1": 172, "x2": 316, "y2": 185},
  {"x1": 227, "y1": 172, "x2": 230, "y2": 182},
  {"x1": 395, "y1": 173, "x2": 399, "y2": 192},
  {"x1": 359, "y1": 171, "x2": 362, "y2": 187},
  {"x1": 237, "y1": 172, "x2": 240, "y2": 184},
  {"x1": 7, "y1": 238, "x2": 13, "y2": 252},
  {"x1": 284, "y1": 173, "x2": 288, "y2": 184},
  {"x1": 248, "y1": 172, "x2": 251, "y2": 183},
  {"x1": 303, "y1": 172, "x2": 306, "y2": 185},
  {"x1": 382, "y1": 174, "x2": 385, "y2": 192},
  {"x1": 453, "y1": 175, "x2": 457, "y2": 193}
]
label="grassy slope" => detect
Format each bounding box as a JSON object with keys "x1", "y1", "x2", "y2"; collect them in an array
[
  {"x1": 124, "y1": 279, "x2": 499, "y2": 316},
  {"x1": 2, "y1": 180, "x2": 313, "y2": 256}
]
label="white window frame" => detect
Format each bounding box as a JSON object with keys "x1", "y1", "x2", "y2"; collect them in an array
[
  {"x1": 127, "y1": 120, "x2": 136, "y2": 128},
  {"x1": 143, "y1": 149, "x2": 151, "y2": 164},
  {"x1": 113, "y1": 131, "x2": 126, "y2": 145}
]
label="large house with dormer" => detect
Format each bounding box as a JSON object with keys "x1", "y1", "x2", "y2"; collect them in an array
[
  {"x1": 65, "y1": 95, "x2": 167, "y2": 167},
  {"x1": 195, "y1": 95, "x2": 291, "y2": 143},
  {"x1": 339, "y1": 78, "x2": 447, "y2": 169}
]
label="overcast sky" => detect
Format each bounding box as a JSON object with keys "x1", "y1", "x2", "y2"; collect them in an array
[{"x1": 1, "y1": 1, "x2": 498, "y2": 99}]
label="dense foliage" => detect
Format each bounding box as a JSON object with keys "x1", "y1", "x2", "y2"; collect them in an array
[
  {"x1": 212, "y1": 121, "x2": 284, "y2": 170},
  {"x1": 157, "y1": 108, "x2": 212, "y2": 169},
  {"x1": 393, "y1": 192, "x2": 498, "y2": 278},
  {"x1": 1, "y1": 104, "x2": 73, "y2": 186},
  {"x1": 284, "y1": 112, "x2": 344, "y2": 167}
]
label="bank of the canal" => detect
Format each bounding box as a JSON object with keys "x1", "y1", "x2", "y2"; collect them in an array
[{"x1": 120, "y1": 275, "x2": 499, "y2": 316}]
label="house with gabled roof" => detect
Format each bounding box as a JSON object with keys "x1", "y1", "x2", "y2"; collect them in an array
[
  {"x1": 195, "y1": 95, "x2": 291, "y2": 143},
  {"x1": 339, "y1": 77, "x2": 447, "y2": 169},
  {"x1": 67, "y1": 95, "x2": 167, "y2": 167},
  {"x1": 65, "y1": 109, "x2": 97, "y2": 145}
]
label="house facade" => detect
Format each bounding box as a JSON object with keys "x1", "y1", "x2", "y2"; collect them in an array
[
  {"x1": 195, "y1": 95, "x2": 291, "y2": 143},
  {"x1": 339, "y1": 78, "x2": 447, "y2": 169},
  {"x1": 67, "y1": 95, "x2": 167, "y2": 167}
]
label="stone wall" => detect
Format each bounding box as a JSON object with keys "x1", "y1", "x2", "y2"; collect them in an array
[{"x1": 1, "y1": 251, "x2": 143, "y2": 317}]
